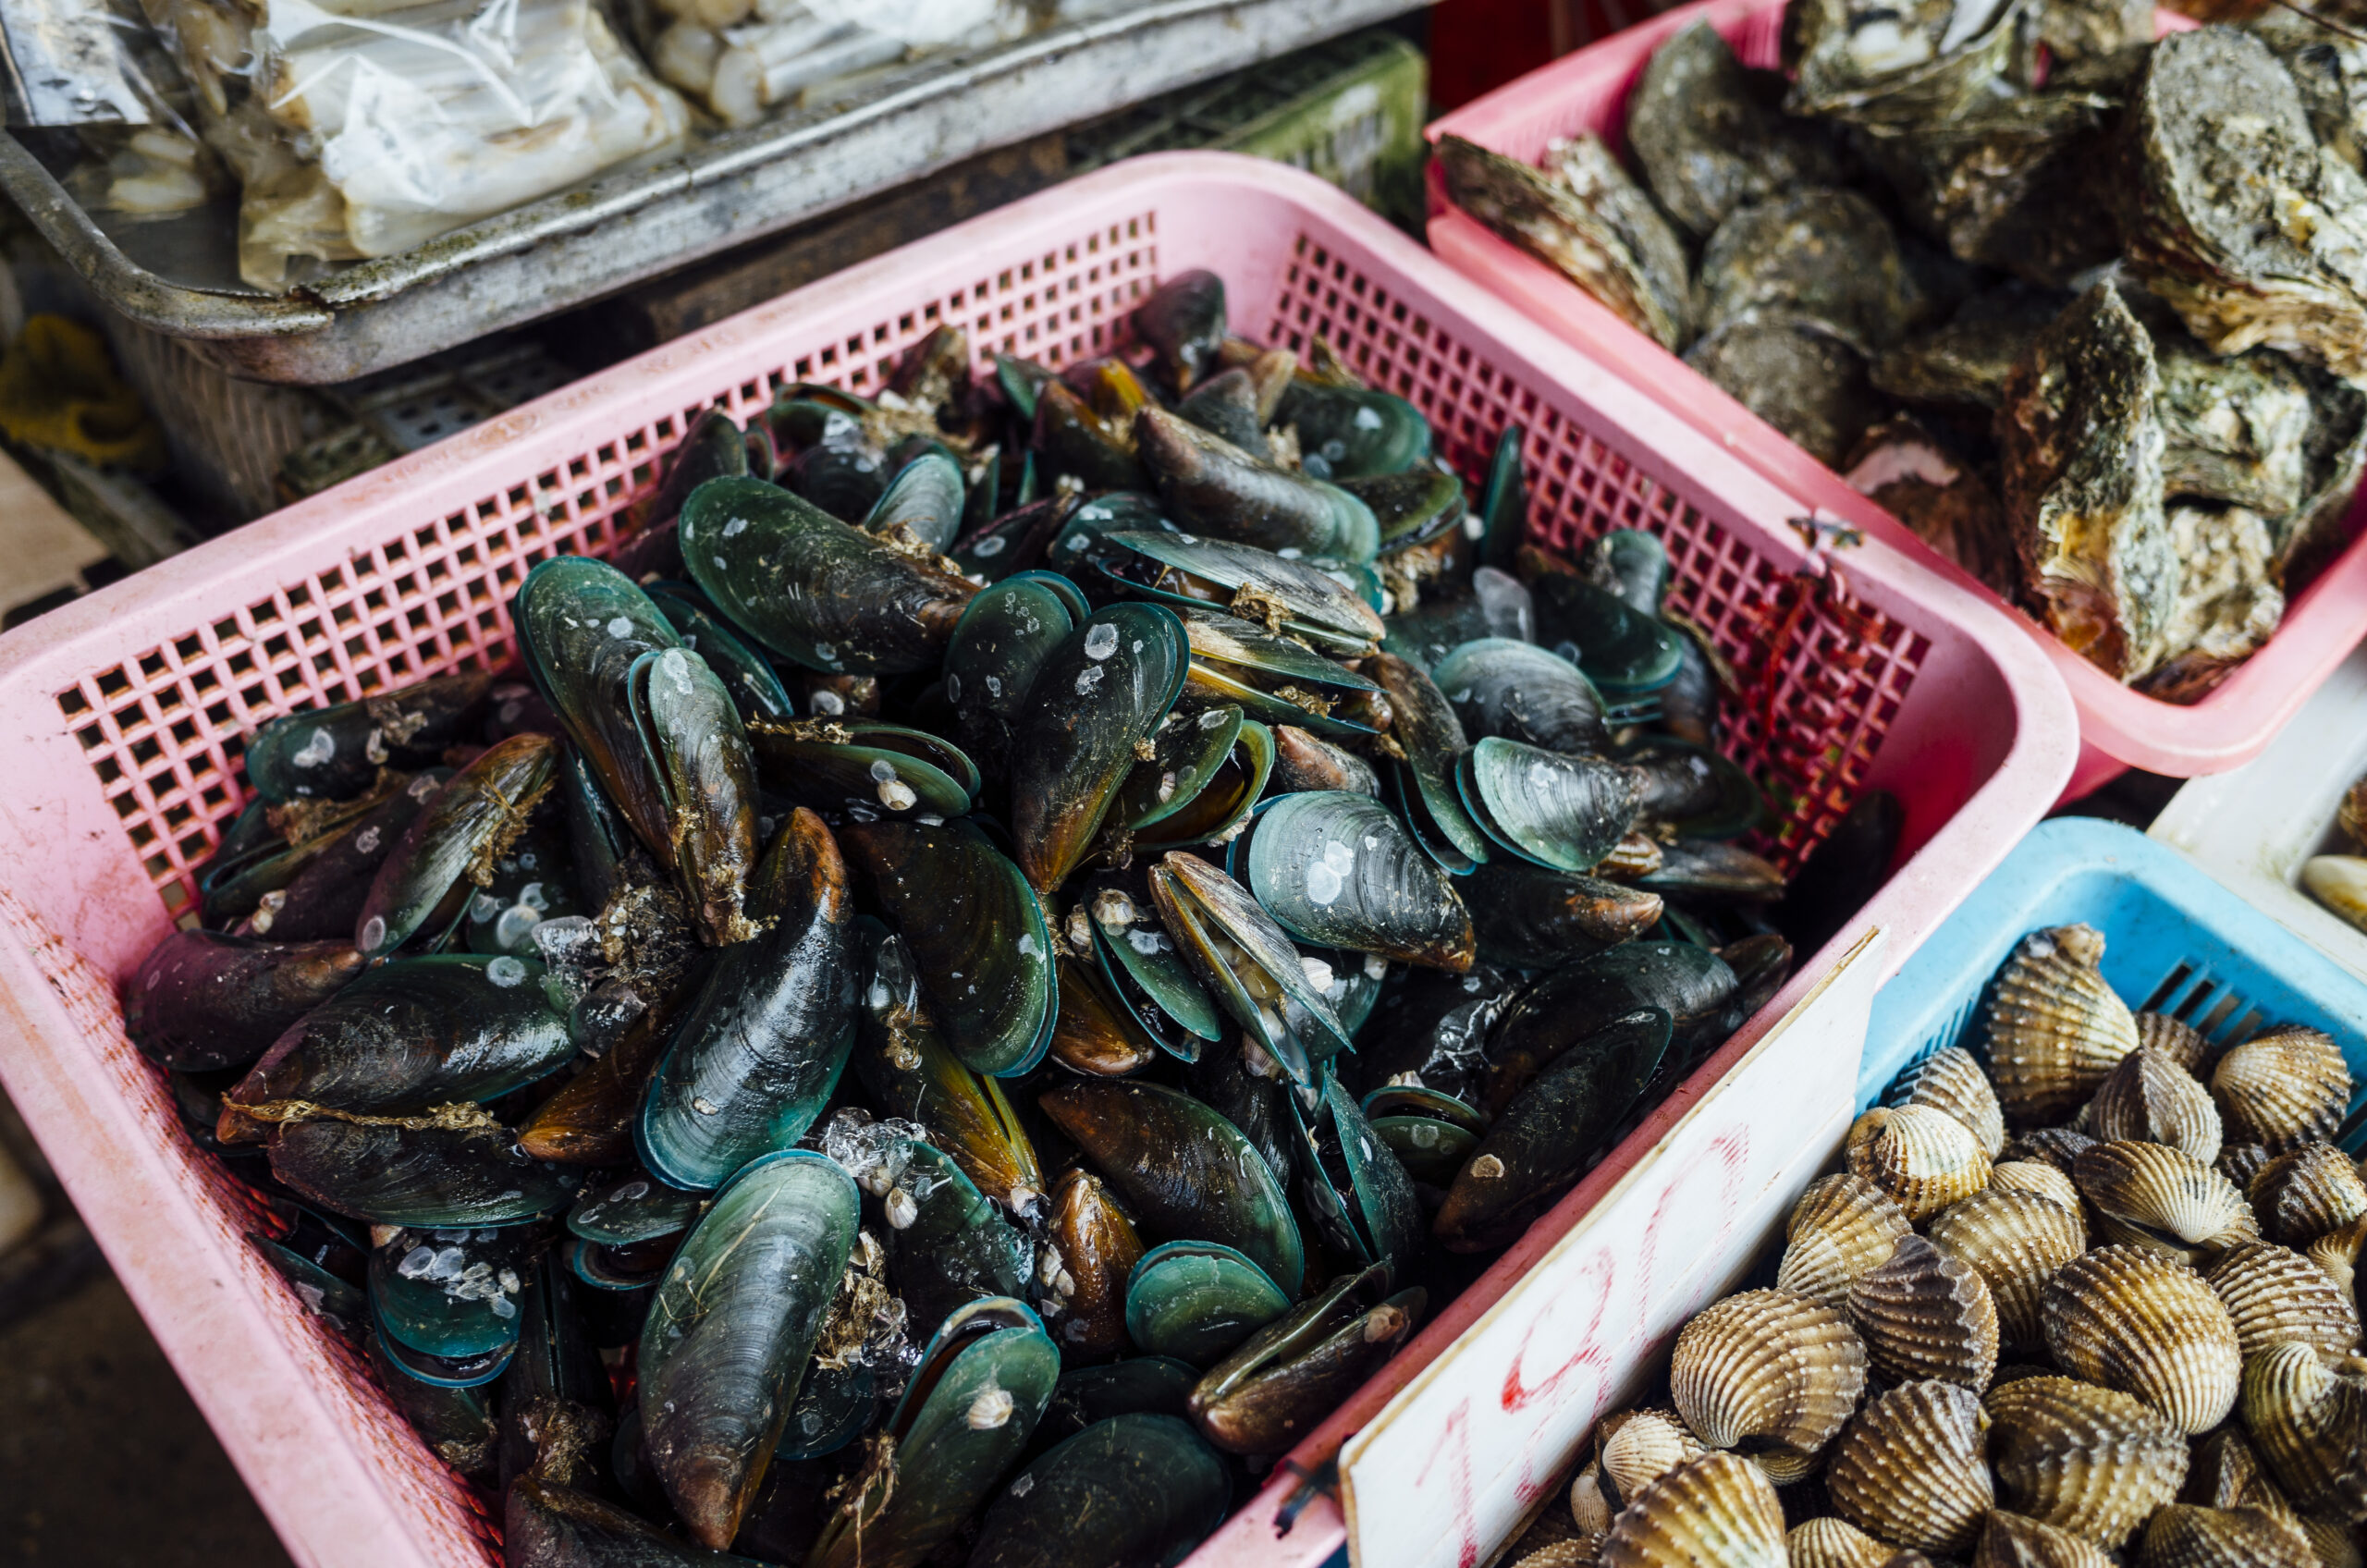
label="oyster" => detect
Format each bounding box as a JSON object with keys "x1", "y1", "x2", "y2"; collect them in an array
[
  {"x1": 2034, "y1": 0, "x2": 2149, "y2": 63},
  {"x1": 2201, "y1": 1242, "x2": 2361, "y2": 1363},
  {"x1": 1997, "y1": 284, "x2": 2179, "y2": 683},
  {"x1": 2252, "y1": 7, "x2": 2367, "y2": 176},
  {"x1": 2213, "y1": 1027, "x2": 2350, "y2": 1151},
  {"x1": 1668, "y1": 1288, "x2": 1869, "y2": 1454},
  {"x1": 1985, "y1": 1374, "x2": 2189, "y2": 1545},
  {"x1": 2042, "y1": 1245, "x2": 2243, "y2": 1433},
  {"x1": 1600, "y1": 1452, "x2": 1786, "y2": 1568},
  {"x1": 1871, "y1": 284, "x2": 2068, "y2": 410},
  {"x1": 1625, "y1": 22, "x2": 1847, "y2": 239},
  {"x1": 2157, "y1": 336, "x2": 2316, "y2": 516},
  {"x1": 1786, "y1": 0, "x2": 2029, "y2": 127},
  {"x1": 1694, "y1": 188, "x2": 1913, "y2": 356},
  {"x1": 1825, "y1": 1378, "x2": 1995, "y2": 1553},
  {"x1": 2087, "y1": 1046, "x2": 2222, "y2": 1166},
  {"x1": 1985, "y1": 925, "x2": 2140, "y2": 1126},
  {"x1": 1844, "y1": 415, "x2": 2020, "y2": 596},
  {"x1": 1777, "y1": 1172, "x2": 1916, "y2": 1308},
  {"x1": 1686, "y1": 318, "x2": 1881, "y2": 468},
  {"x1": 1928, "y1": 1186, "x2": 2088, "y2": 1352},
  {"x1": 1846, "y1": 1103, "x2": 1994, "y2": 1220},
  {"x1": 2136, "y1": 505, "x2": 2285, "y2": 704},
  {"x1": 1845, "y1": 1233, "x2": 2002, "y2": 1390}
]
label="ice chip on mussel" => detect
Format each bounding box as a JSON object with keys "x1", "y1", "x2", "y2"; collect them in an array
[
  {"x1": 1187, "y1": 1264, "x2": 1424, "y2": 1455},
  {"x1": 941, "y1": 570, "x2": 1078, "y2": 764},
  {"x1": 878, "y1": 1142, "x2": 1032, "y2": 1335},
  {"x1": 370, "y1": 1222, "x2": 538, "y2": 1377},
  {"x1": 1437, "y1": 1007, "x2": 1672, "y2": 1251},
  {"x1": 1039, "y1": 1079, "x2": 1305, "y2": 1297},
  {"x1": 1626, "y1": 22, "x2": 1849, "y2": 239},
  {"x1": 1149, "y1": 851, "x2": 1354, "y2": 1084},
  {"x1": 352, "y1": 733, "x2": 560, "y2": 959},
  {"x1": 648, "y1": 582, "x2": 796, "y2": 727},
  {"x1": 124, "y1": 930, "x2": 365, "y2": 1072},
  {"x1": 679, "y1": 475, "x2": 977, "y2": 674},
  {"x1": 245, "y1": 669, "x2": 493, "y2": 803},
  {"x1": 637, "y1": 1151, "x2": 858, "y2": 1550},
  {"x1": 639, "y1": 808, "x2": 857, "y2": 1190},
  {"x1": 1242, "y1": 790, "x2": 1474, "y2": 972},
  {"x1": 1675, "y1": 1285, "x2": 1869, "y2": 1456},
  {"x1": 969, "y1": 1412, "x2": 1231, "y2": 1568},
  {"x1": 1122, "y1": 1240, "x2": 1291, "y2": 1367},
  {"x1": 269, "y1": 1118, "x2": 583, "y2": 1228},
  {"x1": 807, "y1": 1298, "x2": 1060, "y2": 1568},
  {"x1": 1687, "y1": 318, "x2": 1883, "y2": 470},
  {"x1": 1434, "y1": 135, "x2": 1687, "y2": 352}
]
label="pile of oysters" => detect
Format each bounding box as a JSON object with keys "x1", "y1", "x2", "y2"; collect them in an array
[
  {"x1": 1438, "y1": 0, "x2": 2367, "y2": 701},
  {"x1": 1500, "y1": 921, "x2": 2367, "y2": 1567}
]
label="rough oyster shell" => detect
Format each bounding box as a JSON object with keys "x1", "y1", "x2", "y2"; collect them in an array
[
  {"x1": 1785, "y1": 0, "x2": 2028, "y2": 127},
  {"x1": 2251, "y1": 6, "x2": 2367, "y2": 177},
  {"x1": 1985, "y1": 925, "x2": 2140, "y2": 1125},
  {"x1": 2241, "y1": 1340, "x2": 2367, "y2": 1521},
  {"x1": 1685, "y1": 317, "x2": 1880, "y2": 469},
  {"x1": 1972, "y1": 1510, "x2": 2116, "y2": 1568},
  {"x1": 1847, "y1": 1104, "x2": 1993, "y2": 1221},
  {"x1": 1597, "y1": 1409, "x2": 1705, "y2": 1509},
  {"x1": 1996, "y1": 284, "x2": 2179, "y2": 684},
  {"x1": 1694, "y1": 188, "x2": 1912, "y2": 357},
  {"x1": 2214, "y1": 1027, "x2": 2350, "y2": 1152},
  {"x1": 1625, "y1": 21, "x2": 1849, "y2": 239},
  {"x1": 1545, "y1": 134, "x2": 1695, "y2": 347},
  {"x1": 2249, "y1": 1143, "x2": 2367, "y2": 1249},
  {"x1": 1670, "y1": 1288, "x2": 1868, "y2": 1454},
  {"x1": 1985, "y1": 1374, "x2": 2189, "y2": 1545},
  {"x1": 2136, "y1": 1011, "x2": 2211, "y2": 1074},
  {"x1": 2088, "y1": 1045, "x2": 2222, "y2": 1165},
  {"x1": 2073, "y1": 1139, "x2": 2261, "y2": 1265},
  {"x1": 2043, "y1": 1244, "x2": 2243, "y2": 1434},
  {"x1": 1989, "y1": 1158, "x2": 2085, "y2": 1213},
  {"x1": 2201, "y1": 1243, "x2": 2361, "y2": 1365},
  {"x1": 1787, "y1": 1515, "x2": 1900, "y2": 1568},
  {"x1": 1599, "y1": 1451, "x2": 1786, "y2": 1568},
  {"x1": 1843, "y1": 415, "x2": 2021, "y2": 598},
  {"x1": 1890, "y1": 1046, "x2": 2007, "y2": 1158},
  {"x1": 1846, "y1": 1233, "x2": 2001, "y2": 1390},
  {"x1": 2034, "y1": 0, "x2": 2150, "y2": 63},
  {"x1": 1929, "y1": 1186, "x2": 2089, "y2": 1352},
  {"x1": 2136, "y1": 503, "x2": 2285, "y2": 705},
  {"x1": 1825, "y1": 1378, "x2": 1994, "y2": 1553},
  {"x1": 1778, "y1": 1172, "x2": 1916, "y2": 1308},
  {"x1": 1871, "y1": 284, "x2": 2068, "y2": 411},
  {"x1": 2156, "y1": 332, "x2": 2315, "y2": 516},
  {"x1": 2140, "y1": 1503, "x2": 2317, "y2": 1568}
]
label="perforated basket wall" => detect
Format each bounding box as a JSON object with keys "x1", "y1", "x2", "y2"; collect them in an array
[{"x1": 0, "y1": 154, "x2": 2069, "y2": 1568}]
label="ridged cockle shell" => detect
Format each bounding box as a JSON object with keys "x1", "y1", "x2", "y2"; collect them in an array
[
  {"x1": 1985, "y1": 925, "x2": 2138, "y2": 1126},
  {"x1": 1777, "y1": 1173, "x2": 1913, "y2": 1308},
  {"x1": 1846, "y1": 1233, "x2": 1999, "y2": 1390},
  {"x1": 1847, "y1": 1105, "x2": 1992, "y2": 1221},
  {"x1": 2088, "y1": 1045, "x2": 2221, "y2": 1165},
  {"x1": 1989, "y1": 1159, "x2": 2084, "y2": 1214},
  {"x1": 2201, "y1": 1243, "x2": 2361, "y2": 1365},
  {"x1": 1893, "y1": 1046, "x2": 2005, "y2": 1158},
  {"x1": 1971, "y1": 1510, "x2": 2115, "y2": 1568},
  {"x1": 2139, "y1": 1503, "x2": 2316, "y2": 1568},
  {"x1": 1668, "y1": 1289, "x2": 1867, "y2": 1455},
  {"x1": 2134, "y1": 1011, "x2": 2209, "y2": 1075},
  {"x1": 2074, "y1": 1139, "x2": 2260, "y2": 1265},
  {"x1": 2240, "y1": 1340, "x2": 2367, "y2": 1522},
  {"x1": 1825, "y1": 1379, "x2": 1993, "y2": 1554},
  {"x1": 1985, "y1": 1374, "x2": 2188, "y2": 1546},
  {"x1": 1599, "y1": 1452, "x2": 1785, "y2": 1568},
  {"x1": 1596, "y1": 1409, "x2": 1703, "y2": 1508},
  {"x1": 2042, "y1": 1245, "x2": 2241, "y2": 1434},
  {"x1": 2213, "y1": 1027, "x2": 2349, "y2": 1152},
  {"x1": 2249, "y1": 1143, "x2": 2367, "y2": 1249},
  {"x1": 1929, "y1": 1186, "x2": 2089, "y2": 1352}
]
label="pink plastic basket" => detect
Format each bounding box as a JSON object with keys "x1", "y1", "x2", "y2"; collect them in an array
[
  {"x1": 1424, "y1": 0, "x2": 2367, "y2": 802},
  {"x1": 0, "y1": 153, "x2": 2073, "y2": 1568}
]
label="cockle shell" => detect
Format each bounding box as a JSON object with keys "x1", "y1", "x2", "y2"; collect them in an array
[
  {"x1": 1597, "y1": 1410, "x2": 1704, "y2": 1508},
  {"x1": 2240, "y1": 1340, "x2": 2367, "y2": 1521},
  {"x1": 1989, "y1": 1160, "x2": 2084, "y2": 1214},
  {"x1": 2297, "y1": 1515, "x2": 2361, "y2": 1568},
  {"x1": 1669, "y1": 1290, "x2": 1867, "y2": 1454},
  {"x1": 1847, "y1": 1105, "x2": 1993, "y2": 1221},
  {"x1": 2043, "y1": 1245, "x2": 2242, "y2": 1433},
  {"x1": 1778, "y1": 1173, "x2": 1914, "y2": 1308},
  {"x1": 2214, "y1": 1028, "x2": 2350, "y2": 1152},
  {"x1": 1985, "y1": 1375, "x2": 2189, "y2": 1545},
  {"x1": 1511, "y1": 1544, "x2": 1595, "y2": 1568},
  {"x1": 2089, "y1": 1046, "x2": 2221, "y2": 1165},
  {"x1": 1972, "y1": 1511, "x2": 2115, "y2": 1568},
  {"x1": 1986, "y1": 925, "x2": 2139, "y2": 1126},
  {"x1": 2005, "y1": 1127, "x2": 2099, "y2": 1176},
  {"x1": 2220, "y1": 1143, "x2": 2275, "y2": 1193},
  {"x1": 1786, "y1": 1516, "x2": 1899, "y2": 1568},
  {"x1": 2310, "y1": 1214, "x2": 2367, "y2": 1303},
  {"x1": 2139, "y1": 1503, "x2": 2316, "y2": 1568},
  {"x1": 2074, "y1": 1140, "x2": 2260, "y2": 1265},
  {"x1": 2135, "y1": 1011, "x2": 2210, "y2": 1075},
  {"x1": 2249, "y1": 1143, "x2": 2367, "y2": 1248},
  {"x1": 1571, "y1": 1462, "x2": 1613, "y2": 1536},
  {"x1": 1599, "y1": 1452, "x2": 1785, "y2": 1568},
  {"x1": 1929, "y1": 1187, "x2": 2089, "y2": 1352},
  {"x1": 2182, "y1": 1426, "x2": 2300, "y2": 1525},
  {"x1": 1893, "y1": 1046, "x2": 2006, "y2": 1158},
  {"x1": 1846, "y1": 1233, "x2": 2000, "y2": 1390},
  {"x1": 2202, "y1": 1243, "x2": 2361, "y2": 1364},
  {"x1": 1825, "y1": 1379, "x2": 1993, "y2": 1554}
]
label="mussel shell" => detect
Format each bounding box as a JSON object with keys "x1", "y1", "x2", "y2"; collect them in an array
[
  {"x1": 840, "y1": 818, "x2": 1055, "y2": 1078},
  {"x1": 1080, "y1": 869, "x2": 1223, "y2": 1050},
  {"x1": 1151, "y1": 851, "x2": 1353, "y2": 1082},
  {"x1": 1527, "y1": 571, "x2": 1684, "y2": 697},
  {"x1": 230, "y1": 953, "x2": 572, "y2": 1120},
  {"x1": 1621, "y1": 739, "x2": 1763, "y2": 840},
  {"x1": 1431, "y1": 637, "x2": 1611, "y2": 756},
  {"x1": 1043, "y1": 1168, "x2": 1143, "y2": 1361},
  {"x1": 1243, "y1": 790, "x2": 1475, "y2": 972},
  {"x1": 1032, "y1": 1359, "x2": 1199, "y2": 1455},
  {"x1": 1381, "y1": 569, "x2": 1535, "y2": 672},
  {"x1": 1481, "y1": 942, "x2": 1739, "y2": 1115},
  {"x1": 1123, "y1": 1241, "x2": 1291, "y2": 1366},
  {"x1": 1176, "y1": 369, "x2": 1270, "y2": 458},
  {"x1": 1269, "y1": 725, "x2": 1380, "y2": 797},
  {"x1": 628, "y1": 645, "x2": 761, "y2": 947},
  {"x1": 681, "y1": 476, "x2": 976, "y2": 675},
  {"x1": 640, "y1": 1150, "x2": 858, "y2": 1550},
  {"x1": 1370, "y1": 650, "x2": 1491, "y2": 871},
  {"x1": 269, "y1": 1120, "x2": 583, "y2": 1228},
  {"x1": 863, "y1": 450, "x2": 966, "y2": 553},
  {"x1": 1188, "y1": 1268, "x2": 1423, "y2": 1455},
  {"x1": 1040, "y1": 1079, "x2": 1305, "y2": 1296},
  {"x1": 640, "y1": 809, "x2": 857, "y2": 1190},
  {"x1": 970, "y1": 1413, "x2": 1231, "y2": 1568},
  {"x1": 749, "y1": 720, "x2": 977, "y2": 820},
  {"x1": 514, "y1": 558, "x2": 681, "y2": 856},
  {"x1": 1128, "y1": 718, "x2": 1273, "y2": 857},
  {"x1": 255, "y1": 1235, "x2": 367, "y2": 1337},
  {"x1": 1458, "y1": 738, "x2": 1646, "y2": 874},
  {"x1": 569, "y1": 1174, "x2": 704, "y2": 1246},
  {"x1": 649, "y1": 583, "x2": 797, "y2": 724},
  {"x1": 245, "y1": 671, "x2": 492, "y2": 803},
  {"x1": 1636, "y1": 840, "x2": 1784, "y2": 903},
  {"x1": 1346, "y1": 469, "x2": 1466, "y2": 551},
  {"x1": 262, "y1": 772, "x2": 449, "y2": 942},
  {"x1": 1133, "y1": 273, "x2": 1227, "y2": 392},
  {"x1": 1275, "y1": 380, "x2": 1431, "y2": 482},
  {"x1": 1136, "y1": 407, "x2": 1380, "y2": 562},
  {"x1": 1102, "y1": 530, "x2": 1384, "y2": 656},
  {"x1": 355, "y1": 732, "x2": 559, "y2": 958},
  {"x1": 880, "y1": 1142, "x2": 1032, "y2": 1334},
  {"x1": 1776, "y1": 788, "x2": 1904, "y2": 958},
  {"x1": 1463, "y1": 860, "x2": 1662, "y2": 970},
  {"x1": 124, "y1": 930, "x2": 366, "y2": 1072},
  {"x1": 375, "y1": 1299, "x2": 504, "y2": 1388},
  {"x1": 1369, "y1": 1105, "x2": 1484, "y2": 1184},
  {"x1": 371, "y1": 1223, "x2": 540, "y2": 1360},
  {"x1": 1436, "y1": 1007, "x2": 1671, "y2": 1252},
  {"x1": 942, "y1": 572, "x2": 1078, "y2": 757}
]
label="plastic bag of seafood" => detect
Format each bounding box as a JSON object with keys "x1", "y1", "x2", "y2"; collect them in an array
[
  {"x1": 136, "y1": 0, "x2": 690, "y2": 290},
  {"x1": 1463, "y1": 814, "x2": 2367, "y2": 1568}
]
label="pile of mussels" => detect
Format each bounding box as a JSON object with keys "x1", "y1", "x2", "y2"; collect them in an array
[
  {"x1": 121, "y1": 272, "x2": 1892, "y2": 1567},
  {"x1": 1499, "y1": 923, "x2": 2367, "y2": 1568},
  {"x1": 1440, "y1": 0, "x2": 2367, "y2": 702}
]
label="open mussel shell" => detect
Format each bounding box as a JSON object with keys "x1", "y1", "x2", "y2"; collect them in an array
[
  {"x1": 1040, "y1": 1079, "x2": 1305, "y2": 1297},
  {"x1": 1984, "y1": 1374, "x2": 2187, "y2": 1546},
  {"x1": 1456, "y1": 738, "x2": 1646, "y2": 875},
  {"x1": 681, "y1": 476, "x2": 976, "y2": 675},
  {"x1": 1073, "y1": 869, "x2": 1223, "y2": 1055},
  {"x1": 1008, "y1": 602, "x2": 1189, "y2": 896},
  {"x1": 2213, "y1": 1027, "x2": 2351, "y2": 1152},
  {"x1": 1987, "y1": 924, "x2": 2140, "y2": 1127},
  {"x1": 1778, "y1": 1172, "x2": 1913, "y2": 1309},
  {"x1": 2043, "y1": 1245, "x2": 2242, "y2": 1435},
  {"x1": 1888, "y1": 1045, "x2": 2006, "y2": 1158},
  {"x1": 354, "y1": 732, "x2": 560, "y2": 958},
  {"x1": 1125, "y1": 715, "x2": 1273, "y2": 857},
  {"x1": 1041, "y1": 1168, "x2": 1143, "y2": 1361},
  {"x1": 1365, "y1": 1084, "x2": 1487, "y2": 1184},
  {"x1": 227, "y1": 954, "x2": 570, "y2": 1129},
  {"x1": 2089, "y1": 1045, "x2": 2220, "y2": 1165},
  {"x1": 269, "y1": 1119, "x2": 583, "y2": 1229},
  {"x1": 245, "y1": 671, "x2": 491, "y2": 805},
  {"x1": 971, "y1": 1413, "x2": 1231, "y2": 1568},
  {"x1": 1098, "y1": 529, "x2": 1385, "y2": 656},
  {"x1": 1122, "y1": 1241, "x2": 1290, "y2": 1367},
  {"x1": 639, "y1": 1149, "x2": 859, "y2": 1550},
  {"x1": 1927, "y1": 1187, "x2": 2087, "y2": 1353},
  {"x1": 1600, "y1": 1451, "x2": 1785, "y2": 1568},
  {"x1": 1430, "y1": 637, "x2": 1610, "y2": 756},
  {"x1": 513, "y1": 557, "x2": 685, "y2": 851},
  {"x1": 640, "y1": 809, "x2": 857, "y2": 1190},
  {"x1": 1846, "y1": 1104, "x2": 1993, "y2": 1222},
  {"x1": 2074, "y1": 1139, "x2": 2260, "y2": 1265},
  {"x1": 1121, "y1": 704, "x2": 1247, "y2": 833},
  {"x1": 1242, "y1": 790, "x2": 1474, "y2": 972},
  {"x1": 1049, "y1": 949, "x2": 1177, "y2": 1075},
  {"x1": 1845, "y1": 1233, "x2": 2000, "y2": 1391},
  {"x1": 1372, "y1": 650, "x2": 1491, "y2": 873},
  {"x1": 1134, "y1": 406, "x2": 1380, "y2": 562},
  {"x1": 1270, "y1": 724, "x2": 1380, "y2": 798},
  {"x1": 125, "y1": 930, "x2": 365, "y2": 1072},
  {"x1": 1186, "y1": 1264, "x2": 1422, "y2": 1455},
  {"x1": 878, "y1": 1141, "x2": 1031, "y2": 1334},
  {"x1": 807, "y1": 1298, "x2": 1060, "y2": 1568},
  {"x1": 1291, "y1": 1072, "x2": 1425, "y2": 1272},
  {"x1": 748, "y1": 719, "x2": 977, "y2": 819},
  {"x1": 1437, "y1": 1007, "x2": 1672, "y2": 1252},
  {"x1": 1828, "y1": 1378, "x2": 1995, "y2": 1553},
  {"x1": 840, "y1": 818, "x2": 1055, "y2": 1078},
  {"x1": 1150, "y1": 851, "x2": 1353, "y2": 1084}
]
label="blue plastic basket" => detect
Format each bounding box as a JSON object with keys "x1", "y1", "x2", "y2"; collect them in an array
[{"x1": 1861, "y1": 817, "x2": 2367, "y2": 1144}]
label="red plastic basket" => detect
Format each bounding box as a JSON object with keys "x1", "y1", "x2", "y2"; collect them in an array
[
  {"x1": 0, "y1": 153, "x2": 2073, "y2": 1568},
  {"x1": 1423, "y1": 0, "x2": 2363, "y2": 801}
]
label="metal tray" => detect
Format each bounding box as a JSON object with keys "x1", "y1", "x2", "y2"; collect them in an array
[{"x1": 0, "y1": 0, "x2": 1420, "y2": 386}]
